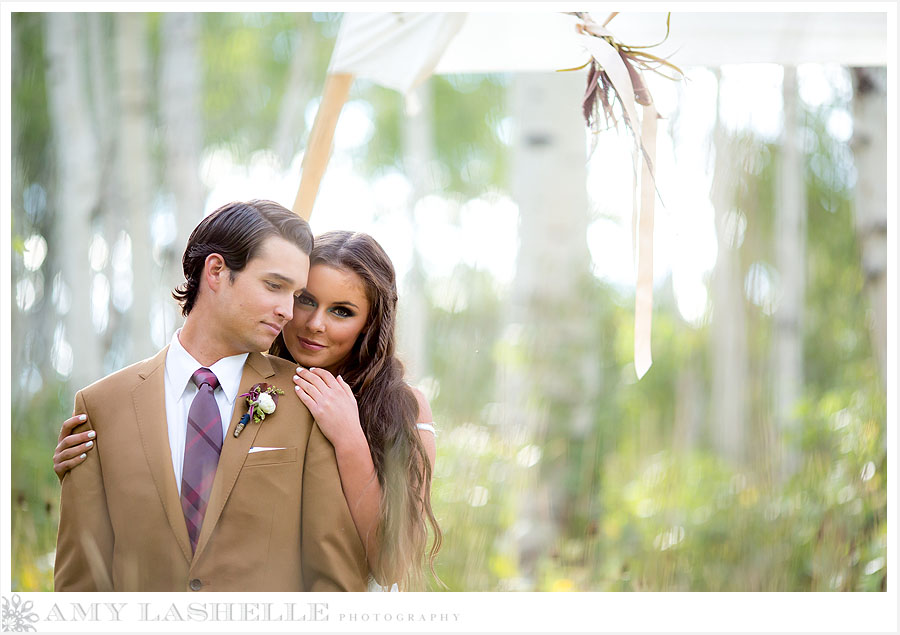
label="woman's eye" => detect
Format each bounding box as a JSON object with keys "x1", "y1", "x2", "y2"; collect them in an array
[
  {"x1": 331, "y1": 306, "x2": 353, "y2": 318},
  {"x1": 296, "y1": 295, "x2": 315, "y2": 307}
]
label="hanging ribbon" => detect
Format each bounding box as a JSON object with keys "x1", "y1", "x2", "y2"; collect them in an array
[
  {"x1": 577, "y1": 30, "x2": 657, "y2": 379},
  {"x1": 571, "y1": 12, "x2": 680, "y2": 379},
  {"x1": 634, "y1": 104, "x2": 657, "y2": 379}
]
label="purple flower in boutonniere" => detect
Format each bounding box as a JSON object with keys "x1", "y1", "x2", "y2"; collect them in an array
[{"x1": 234, "y1": 382, "x2": 285, "y2": 438}]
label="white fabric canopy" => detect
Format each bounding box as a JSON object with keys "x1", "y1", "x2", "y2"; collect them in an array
[
  {"x1": 329, "y1": 11, "x2": 887, "y2": 92},
  {"x1": 434, "y1": 12, "x2": 888, "y2": 73},
  {"x1": 329, "y1": 12, "x2": 467, "y2": 93}
]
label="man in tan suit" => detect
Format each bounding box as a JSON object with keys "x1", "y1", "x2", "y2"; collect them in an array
[{"x1": 54, "y1": 200, "x2": 368, "y2": 591}]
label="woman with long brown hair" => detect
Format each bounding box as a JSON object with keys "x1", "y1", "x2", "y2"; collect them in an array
[{"x1": 54, "y1": 230, "x2": 441, "y2": 589}]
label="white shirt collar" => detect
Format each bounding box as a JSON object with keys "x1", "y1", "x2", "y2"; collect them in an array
[{"x1": 165, "y1": 329, "x2": 249, "y2": 403}]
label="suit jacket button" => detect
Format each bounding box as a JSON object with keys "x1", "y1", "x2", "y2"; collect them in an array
[{"x1": 190, "y1": 578, "x2": 202, "y2": 591}]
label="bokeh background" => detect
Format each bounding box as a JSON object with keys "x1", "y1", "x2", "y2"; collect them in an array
[{"x1": 9, "y1": 11, "x2": 888, "y2": 591}]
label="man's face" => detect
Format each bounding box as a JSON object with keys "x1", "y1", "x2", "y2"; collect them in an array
[{"x1": 214, "y1": 234, "x2": 310, "y2": 355}]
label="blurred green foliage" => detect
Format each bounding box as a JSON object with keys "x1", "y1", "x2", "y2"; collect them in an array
[
  {"x1": 10, "y1": 13, "x2": 886, "y2": 592},
  {"x1": 357, "y1": 73, "x2": 509, "y2": 198},
  {"x1": 428, "y1": 279, "x2": 885, "y2": 591},
  {"x1": 201, "y1": 13, "x2": 334, "y2": 159},
  {"x1": 11, "y1": 381, "x2": 74, "y2": 592},
  {"x1": 420, "y1": 79, "x2": 885, "y2": 591}
]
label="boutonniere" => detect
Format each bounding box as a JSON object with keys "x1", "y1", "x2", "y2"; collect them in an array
[{"x1": 234, "y1": 383, "x2": 285, "y2": 438}]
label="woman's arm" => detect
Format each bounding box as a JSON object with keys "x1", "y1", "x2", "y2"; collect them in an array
[
  {"x1": 293, "y1": 368, "x2": 436, "y2": 579},
  {"x1": 412, "y1": 388, "x2": 437, "y2": 472}
]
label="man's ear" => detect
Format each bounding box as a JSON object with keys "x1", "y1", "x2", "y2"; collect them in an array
[{"x1": 203, "y1": 253, "x2": 229, "y2": 292}]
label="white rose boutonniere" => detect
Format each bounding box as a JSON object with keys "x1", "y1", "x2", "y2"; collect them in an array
[
  {"x1": 257, "y1": 392, "x2": 276, "y2": 414},
  {"x1": 234, "y1": 383, "x2": 285, "y2": 438}
]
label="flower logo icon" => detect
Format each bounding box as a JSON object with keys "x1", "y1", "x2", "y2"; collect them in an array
[{"x1": 1, "y1": 594, "x2": 39, "y2": 632}]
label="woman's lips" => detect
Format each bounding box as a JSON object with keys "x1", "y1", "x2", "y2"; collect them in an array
[{"x1": 298, "y1": 337, "x2": 325, "y2": 351}]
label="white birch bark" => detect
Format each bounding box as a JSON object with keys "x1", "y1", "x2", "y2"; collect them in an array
[
  {"x1": 160, "y1": 12, "x2": 204, "y2": 331},
  {"x1": 772, "y1": 66, "x2": 806, "y2": 477},
  {"x1": 87, "y1": 13, "x2": 115, "y2": 190},
  {"x1": 45, "y1": 13, "x2": 102, "y2": 388},
  {"x1": 673, "y1": 359, "x2": 703, "y2": 452},
  {"x1": 709, "y1": 71, "x2": 748, "y2": 464},
  {"x1": 397, "y1": 83, "x2": 431, "y2": 382},
  {"x1": 507, "y1": 71, "x2": 594, "y2": 587},
  {"x1": 11, "y1": 21, "x2": 28, "y2": 391},
  {"x1": 850, "y1": 67, "x2": 887, "y2": 389},
  {"x1": 85, "y1": 13, "x2": 125, "y2": 359},
  {"x1": 271, "y1": 27, "x2": 317, "y2": 167},
  {"x1": 115, "y1": 13, "x2": 155, "y2": 361}
]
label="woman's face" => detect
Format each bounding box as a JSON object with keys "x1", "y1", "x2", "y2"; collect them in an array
[{"x1": 282, "y1": 264, "x2": 370, "y2": 373}]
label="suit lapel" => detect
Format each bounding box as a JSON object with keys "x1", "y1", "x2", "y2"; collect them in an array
[
  {"x1": 194, "y1": 352, "x2": 275, "y2": 560},
  {"x1": 132, "y1": 346, "x2": 193, "y2": 564}
]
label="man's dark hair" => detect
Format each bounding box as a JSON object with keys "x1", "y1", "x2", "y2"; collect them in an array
[{"x1": 172, "y1": 199, "x2": 313, "y2": 316}]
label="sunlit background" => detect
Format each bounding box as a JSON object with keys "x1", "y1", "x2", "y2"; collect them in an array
[{"x1": 9, "y1": 12, "x2": 887, "y2": 592}]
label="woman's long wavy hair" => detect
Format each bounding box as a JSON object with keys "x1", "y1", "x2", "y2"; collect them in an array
[{"x1": 270, "y1": 230, "x2": 442, "y2": 588}]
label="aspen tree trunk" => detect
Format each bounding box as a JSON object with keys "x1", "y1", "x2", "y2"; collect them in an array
[
  {"x1": 709, "y1": 71, "x2": 748, "y2": 464},
  {"x1": 115, "y1": 13, "x2": 155, "y2": 361},
  {"x1": 10, "y1": 21, "x2": 28, "y2": 392},
  {"x1": 508, "y1": 71, "x2": 594, "y2": 588},
  {"x1": 850, "y1": 67, "x2": 887, "y2": 390},
  {"x1": 772, "y1": 66, "x2": 806, "y2": 477},
  {"x1": 160, "y1": 12, "x2": 205, "y2": 326},
  {"x1": 87, "y1": 13, "x2": 115, "y2": 191},
  {"x1": 271, "y1": 23, "x2": 317, "y2": 168},
  {"x1": 669, "y1": 90, "x2": 703, "y2": 456},
  {"x1": 45, "y1": 13, "x2": 102, "y2": 388},
  {"x1": 85, "y1": 13, "x2": 123, "y2": 360},
  {"x1": 673, "y1": 359, "x2": 703, "y2": 452},
  {"x1": 398, "y1": 84, "x2": 432, "y2": 382}
]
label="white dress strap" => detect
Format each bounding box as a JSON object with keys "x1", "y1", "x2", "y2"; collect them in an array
[
  {"x1": 367, "y1": 576, "x2": 399, "y2": 592},
  {"x1": 416, "y1": 422, "x2": 436, "y2": 436}
]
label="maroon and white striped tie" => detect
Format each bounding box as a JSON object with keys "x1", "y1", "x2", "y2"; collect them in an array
[{"x1": 181, "y1": 368, "x2": 222, "y2": 553}]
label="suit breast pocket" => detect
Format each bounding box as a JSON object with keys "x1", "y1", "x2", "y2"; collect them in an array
[{"x1": 243, "y1": 447, "x2": 298, "y2": 467}]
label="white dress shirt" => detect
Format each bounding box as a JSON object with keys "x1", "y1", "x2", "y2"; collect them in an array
[{"x1": 164, "y1": 329, "x2": 248, "y2": 494}]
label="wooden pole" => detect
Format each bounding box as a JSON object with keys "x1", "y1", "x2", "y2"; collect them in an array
[{"x1": 292, "y1": 72, "x2": 355, "y2": 221}]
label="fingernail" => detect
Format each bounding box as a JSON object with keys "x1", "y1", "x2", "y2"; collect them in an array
[
  {"x1": 86, "y1": 441, "x2": 93, "y2": 448},
  {"x1": 309, "y1": 367, "x2": 316, "y2": 370},
  {"x1": 87, "y1": 431, "x2": 96, "y2": 439},
  {"x1": 80, "y1": 453, "x2": 86, "y2": 459},
  {"x1": 79, "y1": 415, "x2": 87, "y2": 421},
  {"x1": 294, "y1": 385, "x2": 300, "y2": 391},
  {"x1": 296, "y1": 367, "x2": 303, "y2": 373},
  {"x1": 293, "y1": 375, "x2": 299, "y2": 382}
]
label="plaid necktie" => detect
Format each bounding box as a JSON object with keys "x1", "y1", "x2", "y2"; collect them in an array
[{"x1": 181, "y1": 367, "x2": 222, "y2": 553}]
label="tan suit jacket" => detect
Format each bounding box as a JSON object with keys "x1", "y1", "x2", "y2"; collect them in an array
[{"x1": 54, "y1": 347, "x2": 368, "y2": 591}]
